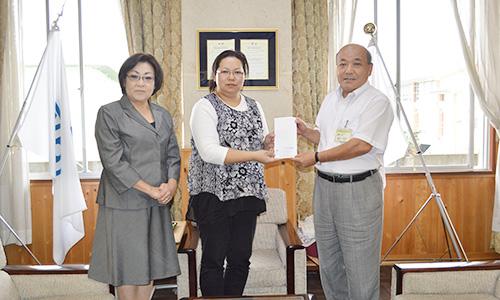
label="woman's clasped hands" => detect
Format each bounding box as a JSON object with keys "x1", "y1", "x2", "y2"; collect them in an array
[{"x1": 149, "y1": 181, "x2": 177, "y2": 205}]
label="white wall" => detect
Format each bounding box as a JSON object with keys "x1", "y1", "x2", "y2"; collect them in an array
[{"x1": 181, "y1": 0, "x2": 293, "y2": 147}]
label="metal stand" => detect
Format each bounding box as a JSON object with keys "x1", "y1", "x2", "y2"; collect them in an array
[
  {"x1": 363, "y1": 23, "x2": 468, "y2": 262},
  {"x1": 0, "y1": 42, "x2": 48, "y2": 265},
  {"x1": 0, "y1": 215, "x2": 41, "y2": 265},
  {"x1": 0, "y1": 43, "x2": 50, "y2": 265}
]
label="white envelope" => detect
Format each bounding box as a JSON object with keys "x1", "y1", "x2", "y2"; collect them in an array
[{"x1": 274, "y1": 117, "x2": 297, "y2": 159}]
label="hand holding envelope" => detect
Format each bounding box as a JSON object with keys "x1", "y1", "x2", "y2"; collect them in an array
[{"x1": 274, "y1": 117, "x2": 319, "y2": 168}]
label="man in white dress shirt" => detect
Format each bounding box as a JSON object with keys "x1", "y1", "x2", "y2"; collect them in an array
[{"x1": 293, "y1": 44, "x2": 394, "y2": 300}]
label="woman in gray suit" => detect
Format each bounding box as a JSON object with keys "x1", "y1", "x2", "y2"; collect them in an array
[{"x1": 88, "y1": 53, "x2": 180, "y2": 300}]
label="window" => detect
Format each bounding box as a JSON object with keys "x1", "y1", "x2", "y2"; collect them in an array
[
  {"x1": 351, "y1": 0, "x2": 490, "y2": 172},
  {"x1": 19, "y1": 0, "x2": 129, "y2": 178}
]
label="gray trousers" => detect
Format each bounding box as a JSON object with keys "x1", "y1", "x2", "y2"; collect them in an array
[{"x1": 313, "y1": 172, "x2": 383, "y2": 300}]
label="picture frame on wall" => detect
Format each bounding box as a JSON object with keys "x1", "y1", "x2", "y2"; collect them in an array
[{"x1": 197, "y1": 29, "x2": 278, "y2": 90}]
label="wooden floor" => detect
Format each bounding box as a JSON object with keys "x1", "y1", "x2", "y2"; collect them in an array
[{"x1": 152, "y1": 266, "x2": 393, "y2": 299}]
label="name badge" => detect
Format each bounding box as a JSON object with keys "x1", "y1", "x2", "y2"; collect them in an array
[{"x1": 335, "y1": 128, "x2": 352, "y2": 143}]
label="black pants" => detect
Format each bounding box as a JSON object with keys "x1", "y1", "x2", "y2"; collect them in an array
[{"x1": 192, "y1": 193, "x2": 259, "y2": 296}]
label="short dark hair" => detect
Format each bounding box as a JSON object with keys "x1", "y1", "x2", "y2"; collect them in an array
[
  {"x1": 366, "y1": 49, "x2": 372, "y2": 65},
  {"x1": 118, "y1": 53, "x2": 164, "y2": 96},
  {"x1": 208, "y1": 50, "x2": 249, "y2": 93}
]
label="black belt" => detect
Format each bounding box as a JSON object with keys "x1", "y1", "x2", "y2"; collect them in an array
[{"x1": 317, "y1": 169, "x2": 378, "y2": 183}]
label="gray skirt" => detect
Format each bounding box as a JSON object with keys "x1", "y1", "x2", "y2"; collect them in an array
[{"x1": 88, "y1": 205, "x2": 180, "y2": 286}]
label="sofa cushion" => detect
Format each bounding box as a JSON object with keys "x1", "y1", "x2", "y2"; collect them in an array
[
  {"x1": 493, "y1": 273, "x2": 500, "y2": 299},
  {"x1": 246, "y1": 249, "x2": 286, "y2": 289},
  {"x1": 11, "y1": 274, "x2": 112, "y2": 299},
  {"x1": 0, "y1": 239, "x2": 6, "y2": 269},
  {"x1": 243, "y1": 286, "x2": 287, "y2": 296},
  {"x1": 495, "y1": 275, "x2": 500, "y2": 298},
  {"x1": 252, "y1": 224, "x2": 278, "y2": 250},
  {"x1": 186, "y1": 246, "x2": 288, "y2": 297},
  {"x1": 0, "y1": 270, "x2": 21, "y2": 300},
  {"x1": 258, "y1": 188, "x2": 287, "y2": 224},
  {"x1": 401, "y1": 270, "x2": 500, "y2": 295},
  {"x1": 395, "y1": 294, "x2": 498, "y2": 300}
]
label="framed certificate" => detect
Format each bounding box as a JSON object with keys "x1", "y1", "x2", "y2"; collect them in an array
[{"x1": 197, "y1": 29, "x2": 278, "y2": 89}]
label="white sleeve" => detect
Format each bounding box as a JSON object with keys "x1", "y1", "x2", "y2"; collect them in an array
[
  {"x1": 353, "y1": 95, "x2": 394, "y2": 151},
  {"x1": 190, "y1": 98, "x2": 228, "y2": 165},
  {"x1": 255, "y1": 101, "x2": 269, "y2": 138}
]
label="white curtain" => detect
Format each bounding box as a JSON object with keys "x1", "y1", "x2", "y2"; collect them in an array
[
  {"x1": 451, "y1": 1, "x2": 500, "y2": 232},
  {"x1": 328, "y1": 0, "x2": 358, "y2": 92},
  {"x1": 0, "y1": 0, "x2": 32, "y2": 245}
]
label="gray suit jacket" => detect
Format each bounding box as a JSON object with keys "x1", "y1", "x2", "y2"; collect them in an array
[{"x1": 95, "y1": 95, "x2": 180, "y2": 209}]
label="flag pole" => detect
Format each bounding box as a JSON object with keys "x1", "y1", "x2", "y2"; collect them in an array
[
  {"x1": 0, "y1": 5, "x2": 66, "y2": 265},
  {"x1": 0, "y1": 42, "x2": 49, "y2": 265},
  {"x1": 0, "y1": 215, "x2": 41, "y2": 265}
]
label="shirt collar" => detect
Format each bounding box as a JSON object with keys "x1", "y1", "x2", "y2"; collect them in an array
[{"x1": 336, "y1": 81, "x2": 371, "y2": 101}]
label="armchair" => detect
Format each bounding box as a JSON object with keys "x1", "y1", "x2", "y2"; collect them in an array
[
  {"x1": 177, "y1": 188, "x2": 307, "y2": 299},
  {"x1": 0, "y1": 238, "x2": 114, "y2": 300},
  {"x1": 391, "y1": 260, "x2": 500, "y2": 299}
]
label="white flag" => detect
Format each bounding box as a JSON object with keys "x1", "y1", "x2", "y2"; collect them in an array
[{"x1": 19, "y1": 30, "x2": 87, "y2": 265}]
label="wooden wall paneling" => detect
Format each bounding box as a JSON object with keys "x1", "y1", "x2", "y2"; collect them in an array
[
  {"x1": 264, "y1": 160, "x2": 297, "y2": 226},
  {"x1": 62, "y1": 181, "x2": 100, "y2": 263},
  {"x1": 445, "y1": 175, "x2": 495, "y2": 255},
  {"x1": 4, "y1": 180, "x2": 101, "y2": 264},
  {"x1": 179, "y1": 149, "x2": 191, "y2": 221},
  {"x1": 4, "y1": 181, "x2": 52, "y2": 264},
  {"x1": 382, "y1": 174, "x2": 455, "y2": 260},
  {"x1": 5, "y1": 161, "x2": 499, "y2": 264},
  {"x1": 382, "y1": 173, "x2": 499, "y2": 261}
]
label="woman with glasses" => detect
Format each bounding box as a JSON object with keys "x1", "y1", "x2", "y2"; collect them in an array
[
  {"x1": 89, "y1": 53, "x2": 180, "y2": 300},
  {"x1": 187, "y1": 50, "x2": 275, "y2": 296}
]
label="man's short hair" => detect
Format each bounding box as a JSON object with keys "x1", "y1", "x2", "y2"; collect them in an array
[{"x1": 336, "y1": 44, "x2": 373, "y2": 65}]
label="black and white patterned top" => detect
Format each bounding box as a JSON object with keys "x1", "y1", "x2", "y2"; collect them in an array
[{"x1": 188, "y1": 93, "x2": 267, "y2": 202}]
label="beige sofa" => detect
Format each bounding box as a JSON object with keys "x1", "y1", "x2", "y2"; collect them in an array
[
  {"x1": 0, "y1": 238, "x2": 114, "y2": 300},
  {"x1": 391, "y1": 261, "x2": 500, "y2": 300}
]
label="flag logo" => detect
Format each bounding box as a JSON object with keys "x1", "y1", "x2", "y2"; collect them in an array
[{"x1": 54, "y1": 101, "x2": 62, "y2": 177}]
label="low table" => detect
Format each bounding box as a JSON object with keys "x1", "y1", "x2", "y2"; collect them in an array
[{"x1": 190, "y1": 295, "x2": 309, "y2": 300}]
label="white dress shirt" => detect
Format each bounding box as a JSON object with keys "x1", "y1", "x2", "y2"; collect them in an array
[{"x1": 315, "y1": 82, "x2": 394, "y2": 174}]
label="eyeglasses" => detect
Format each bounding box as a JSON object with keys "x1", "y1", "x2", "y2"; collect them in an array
[
  {"x1": 127, "y1": 74, "x2": 155, "y2": 83},
  {"x1": 216, "y1": 69, "x2": 245, "y2": 79}
]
